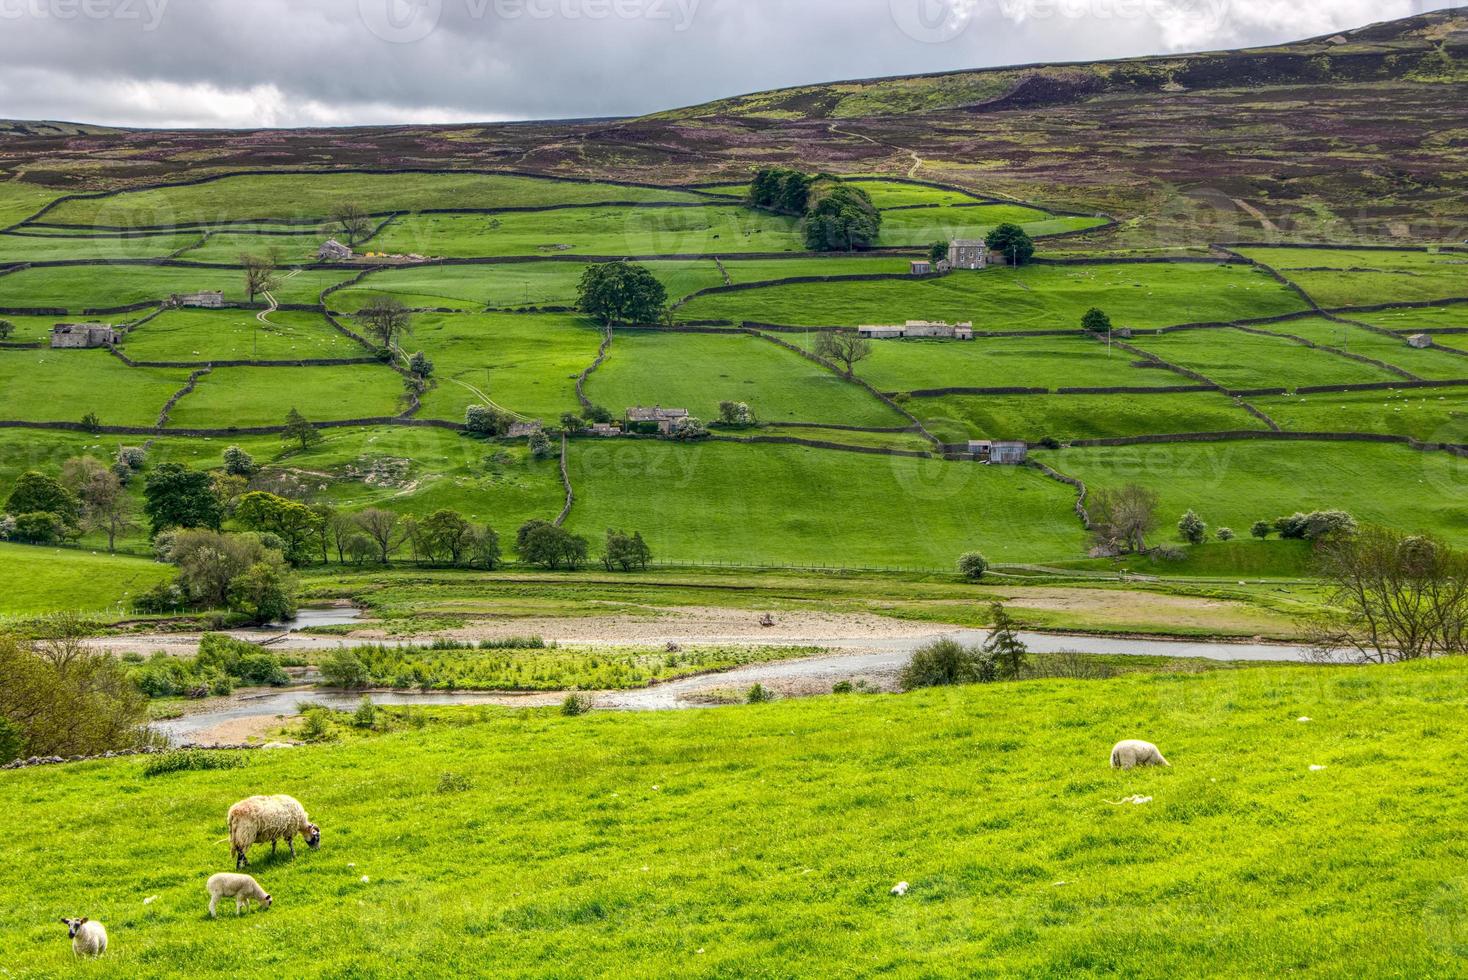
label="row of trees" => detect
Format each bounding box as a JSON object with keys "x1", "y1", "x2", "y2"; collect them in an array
[{"x1": 749, "y1": 169, "x2": 882, "y2": 251}]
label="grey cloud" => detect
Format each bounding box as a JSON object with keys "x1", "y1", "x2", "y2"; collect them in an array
[{"x1": 0, "y1": 0, "x2": 1455, "y2": 127}]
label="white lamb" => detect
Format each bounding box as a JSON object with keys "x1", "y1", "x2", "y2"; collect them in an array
[
  {"x1": 206, "y1": 873, "x2": 272, "y2": 918},
  {"x1": 1110, "y1": 739, "x2": 1170, "y2": 770},
  {"x1": 59, "y1": 918, "x2": 107, "y2": 957},
  {"x1": 227, "y1": 794, "x2": 321, "y2": 869}
]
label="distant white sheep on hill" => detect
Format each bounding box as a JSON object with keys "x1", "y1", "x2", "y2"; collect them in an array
[
  {"x1": 1110, "y1": 739, "x2": 1169, "y2": 769},
  {"x1": 227, "y1": 794, "x2": 320, "y2": 869}
]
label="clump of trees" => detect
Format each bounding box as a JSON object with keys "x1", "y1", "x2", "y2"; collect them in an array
[
  {"x1": 985, "y1": 223, "x2": 1035, "y2": 266},
  {"x1": 1305, "y1": 526, "x2": 1467, "y2": 663},
  {"x1": 465, "y1": 404, "x2": 516, "y2": 436},
  {"x1": 2, "y1": 470, "x2": 81, "y2": 544},
  {"x1": 718, "y1": 401, "x2": 756, "y2": 427},
  {"x1": 603, "y1": 529, "x2": 652, "y2": 571},
  {"x1": 750, "y1": 168, "x2": 881, "y2": 251},
  {"x1": 813, "y1": 329, "x2": 872, "y2": 378},
  {"x1": 577, "y1": 262, "x2": 668, "y2": 325},
  {"x1": 516, "y1": 520, "x2": 589, "y2": 570},
  {"x1": 140, "y1": 528, "x2": 297, "y2": 624},
  {"x1": 128, "y1": 633, "x2": 290, "y2": 698}
]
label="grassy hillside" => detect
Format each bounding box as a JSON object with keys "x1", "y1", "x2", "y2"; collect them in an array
[{"x1": 5, "y1": 658, "x2": 1467, "y2": 975}]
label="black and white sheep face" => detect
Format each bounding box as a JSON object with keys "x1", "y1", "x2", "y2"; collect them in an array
[
  {"x1": 306, "y1": 824, "x2": 321, "y2": 849},
  {"x1": 60, "y1": 918, "x2": 86, "y2": 938}
]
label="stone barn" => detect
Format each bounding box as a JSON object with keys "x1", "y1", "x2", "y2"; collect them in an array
[
  {"x1": 50, "y1": 323, "x2": 119, "y2": 349},
  {"x1": 1407, "y1": 334, "x2": 1433, "y2": 349},
  {"x1": 318, "y1": 239, "x2": 353, "y2": 262},
  {"x1": 626, "y1": 406, "x2": 689, "y2": 435}
]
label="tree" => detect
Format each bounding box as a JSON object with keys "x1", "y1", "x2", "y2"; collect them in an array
[
  {"x1": 899, "y1": 637, "x2": 992, "y2": 691},
  {"x1": 355, "y1": 508, "x2": 402, "y2": 564},
  {"x1": 1081, "y1": 307, "x2": 1112, "y2": 334},
  {"x1": 281, "y1": 408, "x2": 322, "y2": 451},
  {"x1": 1178, "y1": 509, "x2": 1207, "y2": 545},
  {"x1": 166, "y1": 529, "x2": 284, "y2": 609},
  {"x1": 5, "y1": 471, "x2": 79, "y2": 526},
  {"x1": 1276, "y1": 510, "x2": 1358, "y2": 543},
  {"x1": 355, "y1": 296, "x2": 413, "y2": 351},
  {"x1": 71, "y1": 465, "x2": 133, "y2": 552},
  {"x1": 408, "y1": 351, "x2": 434, "y2": 379},
  {"x1": 223, "y1": 445, "x2": 259, "y2": 477},
  {"x1": 143, "y1": 463, "x2": 222, "y2": 535},
  {"x1": 241, "y1": 252, "x2": 279, "y2": 303},
  {"x1": 327, "y1": 202, "x2": 372, "y2": 248},
  {"x1": 421, "y1": 509, "x2": 476, "y2": 565},
  {"x1": 12, "y1": 511, "x2": 66, "y2": 544},
  {"x1": 577, "y1": 262, "x2": 668, "y2": 325},
  {"x1": 802, "y1": 180, "x2": 881, "y2": 251},
  {"x1": 320, "y1": 649, "x2": 371, "y2": 688},
  {"x1": 228, "y1": 559, "x2": 298, "y2": 625},
  {"x1": 670, "y1": 416, "x2": 709, "y2": 441},
  {"x1": 559, "y1": 412, "x2": 585, "y2": 432},
  {"x1": 1088, "y1": 484, "x2": 1160, "y2": 554},
  {"x1": 1304, "y1": 526, "x2": 1468, "y2": 663},
  {"x1": 235, "y1": 491, "x2": 324, "y2": 566},
  {"x1": 813, "y1": 330, "x2": 872, "y2": 378},
  {"x1": 928, "y1": 241, "x2": 950, "y2": 265},
  {"x1": 469, "y1": 526, "x2": 503, "y2": 570},
  {"x1": 528, "y1": 430, "x2": 555, "y2": 459},
  {"x1": 465, "y1": 404, "x2": 513, "y2": 435},
  {"x1": 1216, "y1": 527, "x2": 1235, "y2": 541},
  {"x1": 1251, "y1": 520, "x2": 1273, "y2": 540},
  {"x1": 0, "y1": 319, "x2": 13, "y2": 341},
  {"x1": 518, "y1": 520, "x2": 589, "y2": 570},
  {"x1": 604, "y1": 528, "x2": 652, "y2": 572},
  {"x1": 981, "y1": 602, "x2": 1029, "y2": 679},
  {"x1": 956, "y1": 552, "x2": 988, "y2": 581},
  {"x1": 750, "y1": 168, "x2": 814, "y2": 214},
  {"x1": 0, "y1": 634, "x2": 153, "y2": 760},
  {"x1": 984, "y1": 223, "x2": 1035, "y2": 266},
  {"x1": 718, "y1": 401, "x2": 755, "y2": 426}
]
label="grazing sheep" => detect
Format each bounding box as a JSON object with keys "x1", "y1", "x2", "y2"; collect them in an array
[
  {"x1": 227, "y1": 794, "x2": 320, "y2": 869},
  {"x1": 59, "y1": 918, "x2": 107, "y2": 957},
  {"x1": 1110, "y1": 739, "x2": 1169, "y2": 770},
  {"x1": 206, "y1": 873, "x2": 272, "y2": 918}
]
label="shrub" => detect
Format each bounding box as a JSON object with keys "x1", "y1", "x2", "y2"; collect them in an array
[
  {"x1": 718, "y1": 401, "x2": 755, "y2": 426},
  {"x1": 12, "y1": 511, "x2": 66, "y2": 544},
  {"x1": 899, "y1": 638, "x2": 993, "y2": 691},
  {"x1": 1251, "y1": 520, "x2": 1273, "y2": 540},
  {"x1": 436, "y1": 771, "x2": 472, "y2": 794},
  {"x1": 143, "y1": 750, "x2": 247, "y2": 778},
  {"x1": 296, "y1": 706, "x2": 336, "y2": 742},
  {"x1": 223, "y1": 446, "x2": 259, "y2": 477},
  {"x1": 832, "y1": 680, "x2": 854, "y2": 694},
  {"x1": 133, "y1": 580, "x2": 188, "y2": 615},
  {"x1": 746, "y1": 683, "x2": 774, "y2": 704},
  {"x1": 561, "y1": 692, "x2": 594, "y2": 716},
  {"x1": 1216, "y1": 527, "x2": 1235, "y2": 541},
  {"x1": 320, "y1": 650, "x2": 371, "y2": 688},
  {"x1": 671, "y1": 416, "x2": 709, "y2": 441},
  {"x1": 956, "y1": 552, "x2": 989, "y2": 581},
  {"x1": 465, "y1": 404, "x2": 513, "y2": 435},
  {"x1": 1275, "y1": 510, "x2": 1358, "y2": 543},
  {"x1": 1178, "y1": 509, "x2": 1207, "y2": 545},
  {"x1": 1037, "y1": 436, "x2": 1061, "y2": 450}
]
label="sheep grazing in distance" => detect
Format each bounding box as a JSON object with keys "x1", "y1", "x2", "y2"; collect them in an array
[
  {"x1": 60, "y1": 918, "x2": 107, "y2": 957},
  {"x1": 206, "y1": 873, "x2": 272, "y2": 918},
  {"x1": 227, "y1": 794, "x2": 321, "y2": 869},
  {"x1": 1110, "y1": 739, "x2": 1170, "y2": 770}
]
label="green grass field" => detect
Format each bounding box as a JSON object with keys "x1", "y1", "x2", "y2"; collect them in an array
[
  {"x1": 1238, "y1": 247, "x2": 1468, "y2": 307},
  {"x1": 166, "y1": 364, "x2": 408, "y2": 428},
  {"x1": 1251, "y1": 316, "x2": 1468, "y2": 381},
  {"x1": 1347, "y1": 301, "x2": 1468, "y2": 332},
  {"x1": 913, "y1": 392, "x2": 1265, "y2": 443},
  {"x1": 0, "y1": 264, "x2": 244, "y2": 310},
  {"x1": 1252, "y1": 387, "x2": 1468, "y2": 442},
  {"x1": 413, "y1": 313, "x2": 602, "y2": 423},
  {"x1": 0, "y1": 181, "x2": 62, "y2": 228},
  {"x1": 848, "y1": 179, "x2": 984, "y2": 207},
  {"x1": 587, "y1": 330, "x2": 909, "y2": 426},
  {"x1": 812, "y1": 333, "x2": 1193, "y2": 393},
  {"x1": 1041, "y1": 440, "x2": 1468, "y2": 544},
  {"x1": 566, "y1": 439, "x2": 1088, "y2": 565},
  {"x1": 374, "y1": 206, "x2": 804, "y2": 257},
  {"x1": 875, "y1": 204, "x2": 1106, "y2": 245},
  {"x1": 172, "y1": 230, "x2": 320, "y2": 264},
  {"x1": 5, "y1": 658, "x2": 1468, "y2": 975},
  {"x1": 0, "y1": 231, "x2": 201, "y2": 262},
  {"x1": 717, "y1": 255, "x2": 914, "y2": 283},
  {"x1": 0, "y1": 349, "x2": 189, "y2": 426},
  {"x1": 330, "y1": 260, "x2": 727, "y2": 312},
  {"x1": 1129, "y1": 328, "x2": 1404, "y2": 390},
  {"x1": 39, "y1": 173, "x2": 710, "y2": 227},
  {"x1": 0, "y1": 541, "x2": 174, "y2": 616},
  {"x1": 678, "y1": 263, "x2": 1308, "y2": 329},
  {"x1": 120, "y1": 310, "x2": 361, "y2": 362}
]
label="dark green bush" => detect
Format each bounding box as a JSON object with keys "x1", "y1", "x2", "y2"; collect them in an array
[{"x1": 143, "y1": 750, "x2": 247, "y2": 777}]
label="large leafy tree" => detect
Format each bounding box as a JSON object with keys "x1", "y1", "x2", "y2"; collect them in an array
[
  {"x1": 236, "y1": 491, "x2": 324, "y2": 566},
  {"x1": 803, "y1": 180, "x2": 881, "y2": 251},
  {"x1": 281, "y1": 408, "x2": 322, "y2": 451},
  {"x1": 577, "y1": 262, "x2": 668, "y2": 325},
  {"x1": 143, "y1": 464, "x2": 223, "y2": 535},
  {"x1": 4, "y1": 471, "x2": 80, "y2": 526},
  {"x1": 985, "y1": 223, "x2": 1035, "y2": 266}
]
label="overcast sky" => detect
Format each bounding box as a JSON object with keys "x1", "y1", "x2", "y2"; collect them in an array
[{"x1": 0, "y1": 0, "x2": 1455, "y2": 128}]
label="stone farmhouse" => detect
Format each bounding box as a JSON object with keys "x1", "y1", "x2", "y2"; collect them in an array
[
  {"x1": 858, "y1": 320, "x2": 974, "y2": 340},
  {"x1": 626, "y1": 406, "x2": 689, "y2": 434},
  {"x1": 968, "y1": 440, "x2": 1028, "y2": 464},
  {"x1": 50, "y1": 323, "x2": 119, "y2": 348},
  {"x1": 948, "y1": 239, "x2": 988, "y2": 270},
  {"x1": 170, "y1": 290, "x2": 225, "y2": 308},
  {"x1": 318, "y1": 239, "x2": 354, "y2": 262}
]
